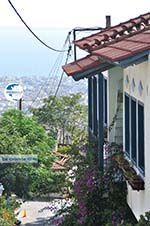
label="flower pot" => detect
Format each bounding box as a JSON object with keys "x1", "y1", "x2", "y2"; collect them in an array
[
  {"x1": 112, "y1": 153, "x2": 145, "y2": 191},
  {"x1": 128, "y1": 177, "x2": 144, "y2": 191}
]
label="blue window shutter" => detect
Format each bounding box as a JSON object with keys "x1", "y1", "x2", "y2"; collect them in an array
[
  {"x1": 131, "y1": 98, "x2": 137, "y2": 163},
  {"x1": 125, "y1": 94, "x2": 130, "y2": 156},
  {"x1": 138, "y1": 103, "x2": 145, "y2": 173}
]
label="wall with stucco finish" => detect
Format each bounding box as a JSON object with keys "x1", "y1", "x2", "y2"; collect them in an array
[
  {"x1": 123, "y1": 56, "x2": 150, "y2": 220},
  {"x1": 108, "y1": 67, "x2": 123, "y2": 143}
]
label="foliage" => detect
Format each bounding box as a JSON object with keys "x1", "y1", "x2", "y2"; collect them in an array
[
  {"x1": 0, "y1": 109, "x2": 64, "y2": 198},
  {"x1": 137, "y1": 211, "x2": 150, "y2": 226},
  {"x1": 32, "y1": 93, "x2": 88, "y2": 144},
  {"x1": 0, "y1": 196, "x2": 18, "y2": 226},
  {"x1": 57, "y1": 145, "x2": 72, "y2": 155},
  {"x1": 52, "y1": 145, "x2": 138, "y2": 226}
]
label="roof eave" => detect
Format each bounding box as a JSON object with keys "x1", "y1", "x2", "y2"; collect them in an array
[
  {"x1": 72, "y1": 63, "x2": 114, "y2": 81},
  {"x1": 73, "y1": 50, "x2": 150, "y2": 81},
  {"x1": 117, "y1": 50, "x2": 150, "y2": 67}
]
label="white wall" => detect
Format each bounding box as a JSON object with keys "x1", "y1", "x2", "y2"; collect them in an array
[
  {"x1": 123, "y1": 56, "x2": 150, "y2": 220},
  {"x1": 108, "y1": 67, "x2": 123, "y2": 143}
]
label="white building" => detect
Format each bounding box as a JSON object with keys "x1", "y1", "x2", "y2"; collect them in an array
[{"x1": 63, "y1": 12, "x2": 150, "y2": 219}]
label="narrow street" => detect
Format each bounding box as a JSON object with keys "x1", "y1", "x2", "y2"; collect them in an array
[{"x1": 17, "y1": 200, "x2": 64, "y2": 226}]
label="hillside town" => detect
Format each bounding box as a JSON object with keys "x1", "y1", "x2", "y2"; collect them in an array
[{"x1": 0, "y1": 75, "x2": 87, "y2": 114}]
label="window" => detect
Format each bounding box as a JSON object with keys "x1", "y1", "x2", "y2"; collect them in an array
[{"x1": 124, "y1": 93, "x2": 145, "y2": 174}]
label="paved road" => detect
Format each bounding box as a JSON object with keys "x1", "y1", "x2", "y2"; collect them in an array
[{"x1": 17, "y1": 200, "x2": 64, "y2": 226}]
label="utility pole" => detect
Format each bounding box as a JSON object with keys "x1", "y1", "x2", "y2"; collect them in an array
[
  {"x1": 73, "y1": 26, "x2": 104, "y2": 61},
  {"x1": 73, "y1": 16, "x2": 111, "y2": 172},
  {"x1": 73, "y1": 29, "x2": 77, "y2": 61},
  {"x1": 73, "y1": 16, "x2": 111, "y2": 61}
]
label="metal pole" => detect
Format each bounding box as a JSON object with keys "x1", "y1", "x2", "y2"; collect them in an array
[
  {"x1": 18, "y1": 98, "x2": 22, "y2": 111},
  {"x1": 93, "y1": 77, "x2": 98, "y2": 137},
  {"x1": 73, "y1": 26, "x2": 104, "y2": 61},
  {"x1": 98, "y1": 73, "x2": 104, "y2": 172},
  {"x1": 73, "y1": 29, "x2": 77, "y2": 61},
  {"x1": 88, "y1": 77, "x2": 92, "y2": 139}
]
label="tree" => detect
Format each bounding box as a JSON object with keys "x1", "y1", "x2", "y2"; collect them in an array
[
  {"x1": 0, "y1": 109, "x2": 60, "y2": 198},
  {"x1": 32, "y1": 93, "x2": 88, "y2": 145}
]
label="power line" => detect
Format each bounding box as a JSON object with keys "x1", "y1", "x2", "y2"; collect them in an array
[
  {"x1": 24, "y1": 32, "x2": 72, "y2": 113},
  {"x1": 8, "y1": 0, "x2": 66, "y2": 53},
  {"x1": 47, "y1": 31, "x2": 72, "y2": 97},
  {"x1": 26, "y1": 52, "x2": 65, "y2": 112},
  {"x1": 45, "y1": 45, "x2": 72, "y2": 109},
  {"x1": 26, "y1": 50, "x2": 65, "y2": 111},
  {"x1": 52, "y1": 45, "x2": 72, "y2": 99}
]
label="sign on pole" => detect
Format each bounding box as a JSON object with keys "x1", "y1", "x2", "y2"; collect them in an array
[{"x1": 4, "y1": 83, "x2": 23, "y2": 102}]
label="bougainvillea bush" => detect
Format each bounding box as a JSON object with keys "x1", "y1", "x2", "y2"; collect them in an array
[{"x1": 50, "y1": 145, "x2": 138, "y2": 226}]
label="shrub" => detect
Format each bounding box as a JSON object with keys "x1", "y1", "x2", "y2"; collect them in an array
[
  {"x1": 52, "y1": 149, "x2": 137, "y2": 226},
  {"x1": 0, "y1": 196, "x2": 19, "y2": 226}
]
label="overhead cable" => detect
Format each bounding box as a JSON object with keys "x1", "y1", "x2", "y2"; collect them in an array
[
  {"x1": 26, "y1": 52, "x2": 65, "y2": 112},
  {"x1": 49, "y1": 45, "x2": 72, "y2": 108},
  {"x1": 8, "y1": 0, "x2": 66, "y2": 52},
  {"x1": 47, "y1": 32, "x2": 72, "y2": 98},
  {"x1": 28, "y1": 50, "x2": 65, "y2": 110},
  {"x1": 25, "y1": 33, "x2": 72, "y2": 114},
  {"x1": 52, "y1": 45, "x2": 72, "y2": 98}
]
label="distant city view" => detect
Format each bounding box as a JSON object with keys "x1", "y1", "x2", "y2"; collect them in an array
[
  {"x1": 0, "y1": 74, "x2": 88, "y2": 114},
  {"x1": 0, "y1": 27, "x2": 88, "y2": 114}
]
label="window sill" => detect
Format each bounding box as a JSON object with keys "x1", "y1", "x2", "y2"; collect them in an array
[{"x1": 112, "y1": 154, "x2": 145, "y2": 191}]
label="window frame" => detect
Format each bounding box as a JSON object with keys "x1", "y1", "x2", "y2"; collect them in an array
[
  {"x1": 137, "y1": 101, "x2": 145, "y2": 175},
  {"x1": 124, "y1": 93, "x2": 145, "y2": 176},
  {"x1": 125, "y1": 93, "x2": 130, "y2": 157},
  {"x1": 131, "y1": 97, "x2": 137, "y2": 165}
]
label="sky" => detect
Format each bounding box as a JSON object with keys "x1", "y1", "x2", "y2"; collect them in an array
[
  {"x1": 0, "y1": 0, "x2": 149, "y2": 28},
  {"x1": 0, "y1": 0, "x2": 149, "y2": 77}
]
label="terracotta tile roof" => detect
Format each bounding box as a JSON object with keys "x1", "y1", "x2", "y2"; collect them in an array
[
  {"x1": 93, "y1": 30, "x2": 150, "y2": 62},
  {"x1": 63, "y1": 55, "x2": 101, "y2": 76},
  {"x1": 63, "y1": 12, "x2": 150, "y2": 79},
  {"x1": 75, "y1": 12, "x2": 150, "y2": 51}
]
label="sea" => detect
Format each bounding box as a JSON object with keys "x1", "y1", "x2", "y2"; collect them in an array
[
  {"x1": 0, "y1": 27, "x2": 74, "y2": 77},
  {"x1": 0, "y1": 27, "x2": 88, "y2": 113}
]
